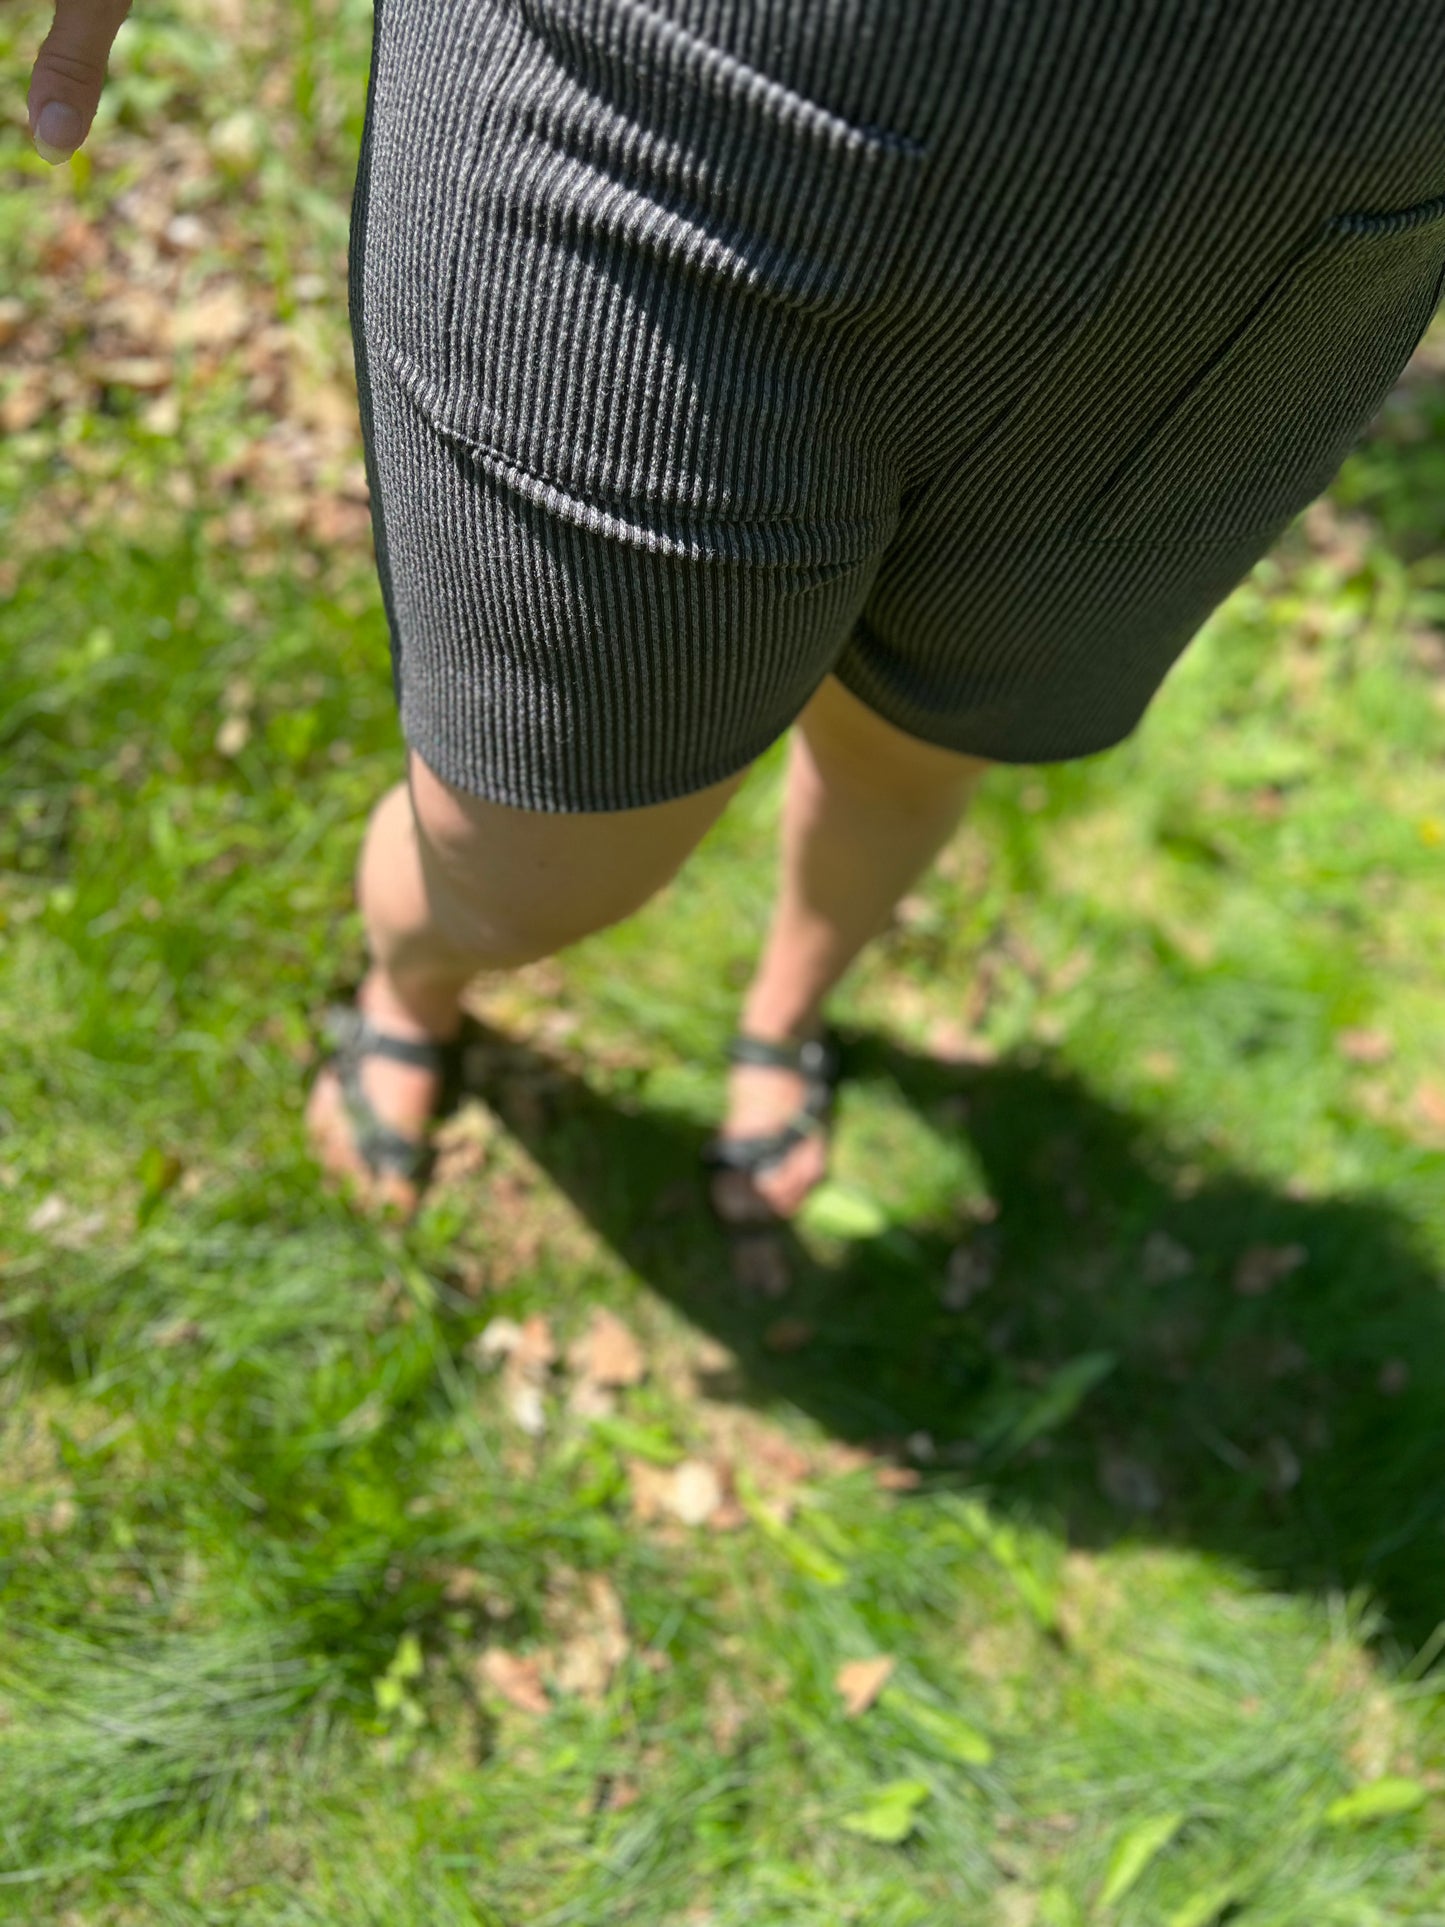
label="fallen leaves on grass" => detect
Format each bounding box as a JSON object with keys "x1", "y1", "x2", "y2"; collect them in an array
[
  {"x1": 626, "y1": 1456, "x2": 743, "y2": 1530},
  {"x1": 567, "y1": 1307, "x2": 647, "y2": 1389},
  {"x1": 1411, "y1": 1080, "x2": 1445, "y2": 1139},
  {"x1": 1140, "y1": 1230, "x2": 1194, "y2": 1286},
  {"x1": 1335, "y1": 1027, "x2": 1393, "y2": 1065},
  {"x1": 1098, "y1": 1448, "x2": 1164, "y2": 1514},
  {"x1": 431, "y1": 1098, "x2": 501, "y2": 1188},
  {"x1": 763, "y1": 1317, "x2": 816, "y2": 1354},
  {"x1": 1232, "y1": 1243, "x2": 1308, "y2": 1296},
  {"x1": 836, "y1": 1655, "x2": 895, "y2": 1717},
  {"x1": 874, "y1": 1464, "x2": 922, "y2": 1492},
  {"x1": 471, "y1": 1313, "x2": 557, "y2": 1436},
  {"x1": 544, "y1": 1570, "x2": 629, "y2": 1706},
  {"x1": 476, "y1": 1648, "x2": 550, "y2": 1716},
  {"x1": 728, "y1": 1231, "x2": 791, "y2": 1297},
  {"x1": 942, "y1": 1237, "x2": 995, "y2": 1309},
  {"x1": 928, "y1": 1020, "x2": 999, "y2": 1066}
]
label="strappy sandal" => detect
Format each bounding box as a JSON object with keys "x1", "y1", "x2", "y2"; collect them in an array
[
  {"x1": 700, "y1": 1028, "x2": 844, "y2": 1229},
  {"x1": 313, "y1": 1003, "x2": 468, "y2": 1198}
]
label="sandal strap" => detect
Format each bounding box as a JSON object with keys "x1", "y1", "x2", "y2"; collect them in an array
[
  {"x1": 701, "y1": 1028, "x2": 842, "y2": 1178},
  {"x1": 326, "y1": 1006, "x2": 464, "y2": 1076},
  {"x1": 700, "y1": 1112, "x2": 823, "y2": 1173},
  {"x1": 726, "y1": 1031, "x2": 837, "y2": 1079},
  {"x1": 321, "y1": 1004, "x2": 467, "y2": 1187}
]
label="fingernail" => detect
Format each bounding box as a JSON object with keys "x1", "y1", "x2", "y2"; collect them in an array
[{"x1": 34, "y1": 101, "x2": 83, "y2": 165}]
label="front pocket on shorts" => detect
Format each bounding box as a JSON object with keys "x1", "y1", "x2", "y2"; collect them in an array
[
  {"x1": 1068, "y1": 190, "x2": 1445, "y2": 545},
  {"x1": 363, "y1": 0, "x2": 929, "y2": 533}
]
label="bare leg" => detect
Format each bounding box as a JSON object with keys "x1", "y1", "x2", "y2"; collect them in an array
[
  {"x1": 308, "y1": 748, "x2": 747, "y2": 1211},
  {"x1": 713, "y1": 674, "x2": 988, "y2": 1223}
]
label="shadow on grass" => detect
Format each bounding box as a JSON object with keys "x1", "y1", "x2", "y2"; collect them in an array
[{"x1": 458, "y1": 1016, "x2": 1445, "y2": 1655}]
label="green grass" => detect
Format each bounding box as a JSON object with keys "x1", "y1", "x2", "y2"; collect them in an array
[{"x1": 4, "y1": 4, "x2": 1445, "y2": 1921}]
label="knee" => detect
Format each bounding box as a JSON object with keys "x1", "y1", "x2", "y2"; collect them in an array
[
  {"x1": 405, "y1": 754, "x2": 689, "y2": 967},
  {"x1": 412, "y1": 801, "x2": 636, "y2": 967}
]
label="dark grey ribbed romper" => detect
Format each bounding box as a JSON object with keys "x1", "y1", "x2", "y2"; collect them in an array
[{"x1": 349, "y1": 0, "x2": 1445, "y2": 813}]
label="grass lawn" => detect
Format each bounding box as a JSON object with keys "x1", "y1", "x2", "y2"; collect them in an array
[{"x1": 3, "y1": 4, "x2": 1445, "y2": 1921}]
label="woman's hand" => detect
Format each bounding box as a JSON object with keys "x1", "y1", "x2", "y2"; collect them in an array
[{"x1": 23, "y1": 0, "x2": 134, "y2": 164}]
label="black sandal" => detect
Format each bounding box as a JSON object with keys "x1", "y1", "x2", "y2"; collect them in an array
[
  {"x1": 700, "y1": 1028, "x2": 844, "y2": 1225},
  {"x1": 317, "y1": 1003, "x2": 468, "y2": 1192}
]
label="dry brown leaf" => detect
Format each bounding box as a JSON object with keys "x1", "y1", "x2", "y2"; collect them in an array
[
  {"x1": 568, "y1": 1307, "x2": 647, "y2": 1389},
  {"x1": 1411, "y1": 1081, "x2": 1445, "y2": 1136},
  {"x1": 515, "y1": 1312, "x2": 557, "y2": 1373},
  {"x1": 668, "y1": 1459, "x2": 724, "y2": 1526},
  {"x1": 215, "y1": 714, "x2": 251, "y2": 757},
  {"x1": 624, "y1": 1458, "x2": 676, "y2": 1525},
  {"x1": 708, "y1": 1495, "x2": 748, "y2": 1532},
  {"x1": 86, "y1": 355, "x2": 174, "y2": 394},
  {"x1": 1140, "y1": 1230, "x2": 1194, "y2": 1287},
  {"x1": 292, "y1": 378, "x2": 358, "y2": 436},
  {"x1": 565, "y1": 1377, "x2": 617, "y2": 1421},
  {"x1": 472, "y1": 1315, "x2": 523, "y2": 1362},
  {"x1": 548, "y1": 1572, "x2": 629, "y2": 1705},
  {"x1": 1, "y1": 370, "x2": 49, "y2": 434},
  {"x1": 442, "y1": 1568, "x2": 513, "y2": 1615},
  {"x1": 728, "y1": 1233, "x2": 791, "y2": 1297},
  {"x1": 27, "y1": 1193, "x2": 70, "y2": 1235},
  {"x1": 928, "y1": 1020, "x2": 999, "y2": 1066},
  {"x1": 503, "y1": 1367, "x2": 546, "y2": 1437},
  {"x1": 763, "y1": 1317, "x2": 816, "y2": 1354},
  {"x1": 625, "y1": 1456, "x2": 728, "y2": 1528},
  {"x1": 1232, "y1": 1243, "x2": 1308, "y2": 1296},
  {"x1": 1336, "y1": 1027, "x2": 1393, "y2": 1065},
  {"x1": 835, "y1": 1654, "x2": 895, "y2": 1717},
  {"x1": 1098, "y1": 1449, "x2": 1163, "y2": 1513},
  {"x1": 171, "y1": 284, "x2": 251, "y2": 350},
  {"x1": 750, "y1": 1433, "x2": 814, "y2": 1488},
  {"x1": 707, "y1": 1678, "x2": 747, "y2": 1754},
  {"x1": 942, "y1": 1240, "x2": 995, "y2": 1309},
  {"x1": 152, "y1": 1317, "x2": 204, "y2": 1349},
  {"x1": 874, "y1": 1464, "x2": 922, "y2": 1492},
  {"x1": 477, "y1": 1648, "x2": 549, "y2": 1716}
]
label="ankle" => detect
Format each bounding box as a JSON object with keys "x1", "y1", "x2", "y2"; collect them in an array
[
  {"x1": 737, "y1": 990, "x2": 826, "y2": 1048},
  {"x1": 359, "y1": 966, "x2": 464, "y2": 1045}
]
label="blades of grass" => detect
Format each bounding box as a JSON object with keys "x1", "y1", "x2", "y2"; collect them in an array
[
  {"x1": 985, "y1": 1352, "x2": 1117, "y2": 1465},
  {"x1": 1097, "y1": 1810, "x2": 1188, "y2": 1910},
  {"x1": 734, "y1": 1469, "x2": 847, "y2": 1587},
  {"x1": 879, "y1": 1686, "x2": 994, "y2": 1767},
  {"x1": 1324, "y1": 1778, "x2": 1427, "y2": 1826},
  {"x1": 1164, "y1": 1880, "x2": 1246, "y2": 1927},
  {"x1": 838, "y1": 1779, "x2": 932, "y2": 1844}
]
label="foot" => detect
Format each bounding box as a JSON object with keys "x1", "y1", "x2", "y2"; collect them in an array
[
  {"x1": 304, "y1": 979, "x2": 461, "y2": 1216},
  {"x1": 707, "y1": 1020, "x2": 833, "y2": 1227}
]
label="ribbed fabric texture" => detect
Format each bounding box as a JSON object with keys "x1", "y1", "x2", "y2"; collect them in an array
[{"x1": 349, "y1": 0, "x2": 1445, "y2": 811}]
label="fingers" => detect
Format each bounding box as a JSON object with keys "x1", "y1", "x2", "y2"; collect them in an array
[{"x1": 27, "y1": 0, "x2": 134, "y2": 165}]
